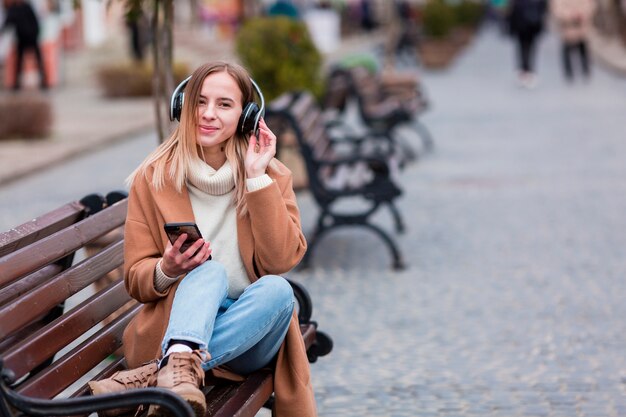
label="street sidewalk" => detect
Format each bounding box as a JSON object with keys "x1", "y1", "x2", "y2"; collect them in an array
[{"x1": 0, "y1": 24, "x2": 624, "y2": 186}]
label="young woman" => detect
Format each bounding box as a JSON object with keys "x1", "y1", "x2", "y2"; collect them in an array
[{"x1": 88, "y1": 61, "x2": 316, "y2": 417}]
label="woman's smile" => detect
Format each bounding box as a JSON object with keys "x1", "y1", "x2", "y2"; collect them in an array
[{"x1": 198, "y1": 124, "x2": 219, "y2": 134}]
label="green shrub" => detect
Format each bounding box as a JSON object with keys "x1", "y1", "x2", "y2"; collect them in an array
[
  {"x1": 0, "y1": 94, "x2": 52, "y2": 139},
  {"x1": 235, "y1": 16, "x2": 323, "y2": 101},
  {"x1": 454, "y1": 0, "x2": 485, "y2": 28},
  {"x1": 422, "y1": 0, "x2": 455, "y2": 39},
  {"x1": 97, "y1": 62, "x2": 189, "y2": 98}
]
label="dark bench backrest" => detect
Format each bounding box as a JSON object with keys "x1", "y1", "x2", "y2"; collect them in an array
[
  {"x1": 346, "y1": 67, "x2": 427, "y2": 125},
  {"x1": 321, "y1": 68, "x2": 353, "y2": 113},
  {"x1": 266, "y1": 92, "x2": 340, "y2": 203},
  {"x1": 0, "y1": 197, "x2": 133, "y2": 399}
]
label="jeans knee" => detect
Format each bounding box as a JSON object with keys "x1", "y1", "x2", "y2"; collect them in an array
[{"x1": 258, "y1": 275, "x2": 294, "y2": 310}]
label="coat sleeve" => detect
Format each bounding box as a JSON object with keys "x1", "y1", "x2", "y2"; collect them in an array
[
  {"x1": 244, "y1": 162, "x2": 307, "y2": 274},
  {"x1": 124, "y1": 177, "x2": 172, "y2": 303}
]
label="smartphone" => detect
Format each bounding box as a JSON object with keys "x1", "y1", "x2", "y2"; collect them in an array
[{"x1": 163, "y1": 222, "x2": 203, "y2": 253}]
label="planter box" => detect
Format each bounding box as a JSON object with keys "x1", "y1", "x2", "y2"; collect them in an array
[
  {"x1": 418, "y1": 27, "x2": 477, "y2": 69},
  {"x1": 0, "y1": 94, "x2": 52, "y2": 139},
  {"x1": 418, "y1": 37, "x2": 458, "y2": 69}
]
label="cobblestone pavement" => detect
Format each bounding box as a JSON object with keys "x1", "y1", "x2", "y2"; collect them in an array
[
  {"x1": 285, "y1": 27, "x2": 626, "y2": 416},
  {"x1": 1, "y1": 27, "x2": 626, "y2": 417}
]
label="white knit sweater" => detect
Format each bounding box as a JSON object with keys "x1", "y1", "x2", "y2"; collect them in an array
[{"x1": 155, "y1": 161, "x2": 272, "y2": 299}]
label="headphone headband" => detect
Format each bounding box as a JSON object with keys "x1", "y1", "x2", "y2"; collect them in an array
[
  {"x1": 169, "y1": 75, "x2": 192, "y2": 123},
  {"x1": 169, "y1": 74, "x2": 265, "y2": 137},
  {"x1": 247, "y1": 78, "x2": 265, "y2": 136}
]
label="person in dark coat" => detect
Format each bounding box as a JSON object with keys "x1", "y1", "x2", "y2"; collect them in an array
[
  {"x1": 507, "y1": 0, "x2": 548, "y2": 88},
  {"x1": 1, "y1": 0, "x2": 47, "y2": 90}
]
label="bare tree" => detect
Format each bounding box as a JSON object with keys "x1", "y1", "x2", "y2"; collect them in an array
[
  {"x1": 110, "y1": 0, "x2": 174, "y2": 143},
  {"x1": 149, "y1": 0, "x2": 174, "y2": 143}
]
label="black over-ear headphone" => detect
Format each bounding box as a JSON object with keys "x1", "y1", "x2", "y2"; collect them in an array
[{"x1": 169, "y1": 75, "x2": 265, "y2": 136}]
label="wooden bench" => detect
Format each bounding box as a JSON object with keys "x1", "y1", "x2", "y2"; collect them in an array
[
  {"x1": 0, "y1": 191, "x2": 332, "y2": 417},
  {"x1": 267, "y1": 91, "x2": 407, "y2": 271},
  {"x1": 323, "y1": 65, "x2": 434, "y2": 162}
]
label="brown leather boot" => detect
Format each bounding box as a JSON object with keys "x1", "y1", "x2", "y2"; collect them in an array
[
  {"x1": 87, "y1": 360, "x2": 158, "y2": 416},
  {"x1": 147, "y1": 350, "x2": 208, "y2": 417}
]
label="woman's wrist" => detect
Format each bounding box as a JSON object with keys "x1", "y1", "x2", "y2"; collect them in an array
[
  {"x1": 157, "y1": 258, "x2": 178, "y2": 279},
  {"x1": 246, "y1": 174, "x2": 273, "y2": 192},
  {"x1": 154, "y1": 258, "x2": 180, "y2": 292},
  {"x1": 246, "y1": 169, "x2": 265, "y2": 179}
]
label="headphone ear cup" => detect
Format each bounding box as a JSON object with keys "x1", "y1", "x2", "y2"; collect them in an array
[
  {"x1": 172, "y1": 93, "x2": 183, "y2": 122},
  {"x1": 238, "y1": 102, "x2": 260, "y2": 134}
]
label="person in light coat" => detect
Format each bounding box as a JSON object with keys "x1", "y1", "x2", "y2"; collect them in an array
[{"x1": 550, "y1": 0, "x2": 597, "y2": 80}]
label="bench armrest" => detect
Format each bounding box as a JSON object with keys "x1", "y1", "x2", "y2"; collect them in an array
[
  {"x1": 0, "y1": 385, "x2": 194, "y2": 417},
  {"x1": 0, "y1": 362, "x2": 194, "y2": 417}
]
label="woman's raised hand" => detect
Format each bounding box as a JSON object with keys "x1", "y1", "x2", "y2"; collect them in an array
[
  {"x1": 245, "y1": 118, "x2": 276, "y2": 178},
  {"x1": 160, "y1": 234, "x2": 212, "y2": 277}
]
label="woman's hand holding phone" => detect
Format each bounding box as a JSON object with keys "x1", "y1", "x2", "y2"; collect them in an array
[{"x1": 161, "y1": 231, "x2": 212, "y2": 277}]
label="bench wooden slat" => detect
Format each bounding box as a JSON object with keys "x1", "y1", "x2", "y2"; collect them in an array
[
  {"x1": 17, "y1": 305, "x2": 140, "y2": 398},
  {"x1": 0, "y1": 309, "x2": 61, "y2": 357},
  {"x1": 2, "y1": 280, "x2": 133, "y2": 379},
  {"x1": 211, "y1": 371, "x2": 273, "y2": 417},
  {"x1": 0, "y1": 240, "x2": 124, "y2": 339},
  {"x1": 290, "y1": 93, "x2": 316, "y2": 123},
  {"x1": 0, "y1": 202, "x2": 85, "y2": 258},
  {"x1": 264, "y1": 93, "x2": 292, "y2": 113},
  {"x1": 0, "y1": 264, "x2": 62, "y2": 306},
  {"x1": 298, "y1": 105, "x2": 320, "y2": 135},
  {"x1": 0, "y1": 200, "x2": 127, "y2": 289},
  {"x1": 70, "y1": 356, "x2": 127, "y2": 400},
  {"x1": 309, "y1": 125, "x2": 331, "y2": 160}
]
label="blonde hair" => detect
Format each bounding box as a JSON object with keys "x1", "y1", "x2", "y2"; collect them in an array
[{"x1": 127, "y1": 61, "x2": 262, "y2": 214}]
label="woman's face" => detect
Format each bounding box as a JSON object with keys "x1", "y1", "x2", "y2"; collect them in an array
[{"x1": 195, "y1": 71, "x2": 244, "y2": 149}]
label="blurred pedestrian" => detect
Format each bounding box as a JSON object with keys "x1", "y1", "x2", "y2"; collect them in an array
[
  {"x1": 360, "y1": 0, "x2": 377, "y2": 31},
  {"x1": 0, "y1": 0, "x2": 47, "y2": 90},
  {"x1": 390, "y1": 0, "x2": 420, "y2": 66},
  {"x1": 506, "y1": 0, "x2": 548, "y2": 88},
  {"x1": 550, "y1": 0, "x2": 596, "y2": 81},
  {"x1": 125, "y1": 8, "x2": 150, "y2": 62}
]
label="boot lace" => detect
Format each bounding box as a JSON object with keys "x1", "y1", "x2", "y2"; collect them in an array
[
  {"x1": 113, "y1": 362, "x2": 158, "y2": 389},
  {"x1": 169, "y1": 351, "x2": 206, "y2": 387}
]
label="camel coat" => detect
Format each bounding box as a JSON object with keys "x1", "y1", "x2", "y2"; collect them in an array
[
  {"x1": 550, "y1": 0, "x2": 596, "y2": 42},
  {"x1": 121, "y1": 159, "x2": 316, "y2": 417}
]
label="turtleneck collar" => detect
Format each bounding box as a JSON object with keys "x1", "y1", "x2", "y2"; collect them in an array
[{"x1": 187, "y1": 159, "x2": 235, "y2": 196}]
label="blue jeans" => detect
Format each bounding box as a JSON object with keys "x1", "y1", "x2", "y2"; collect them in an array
[{"x1": 161, "y1": 261, "x2": 294, "y2": 375}]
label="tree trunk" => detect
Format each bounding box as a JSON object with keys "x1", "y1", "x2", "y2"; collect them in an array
[
  {"x1": 163, "y1": 0, "x2": 174, "y2": 119},
  {"x1": 150, "y1": 0, "x2": 174, "y2": 144},
  {"x1": 151, "y1": 0, "x2": 165, "y2": 143}
]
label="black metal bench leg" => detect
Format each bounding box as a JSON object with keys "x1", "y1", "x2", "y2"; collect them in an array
[
  {"x1": 390, "y1": 131, "x2": 418, "y2": 167},
  {"x1": 387, "y1": 202, "x2": 405, "y2": 234},
  {"x1": 361, "y1": 223, "x2": 406, "y2": 270}
]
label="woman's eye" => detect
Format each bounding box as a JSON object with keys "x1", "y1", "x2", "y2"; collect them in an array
[{"x1": 219, "y1": 102, "x2": 232, "y2": 108}]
